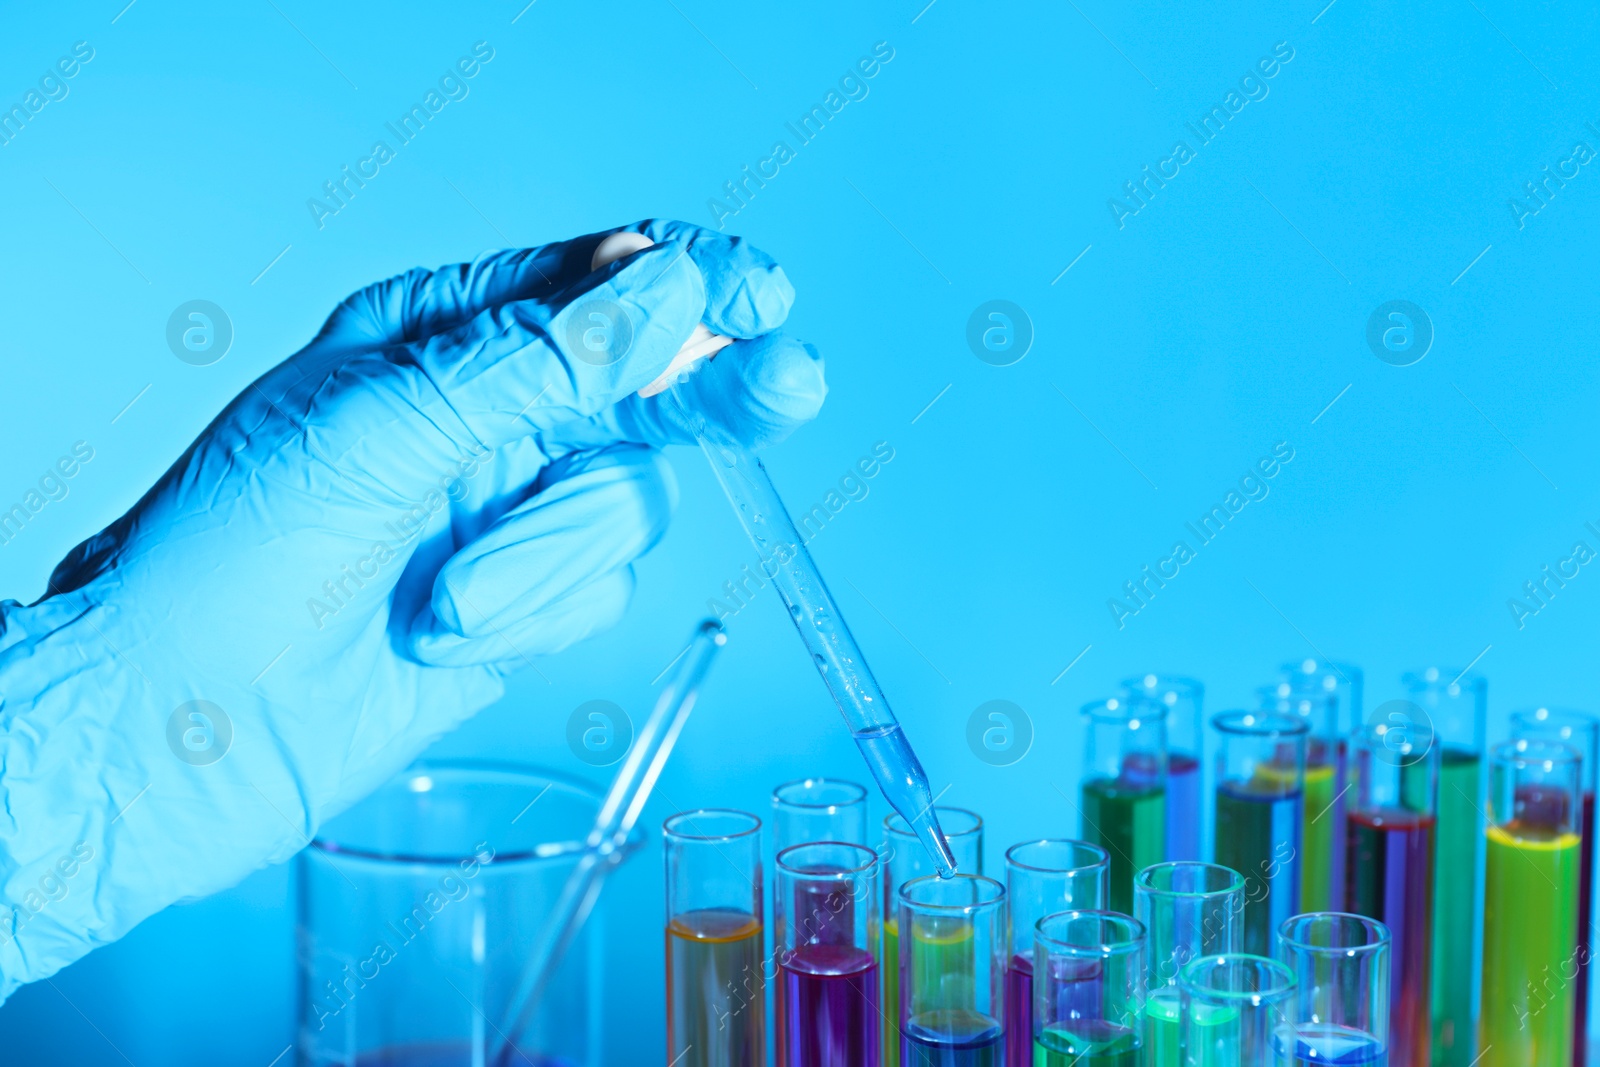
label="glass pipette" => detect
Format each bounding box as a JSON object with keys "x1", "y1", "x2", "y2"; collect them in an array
[
  {"x1": 591, "y1": 232, "x2": 957, "y2": 878},
  {"x1": 494, "y1": 619, "x2": 727, "y2": 1065}
]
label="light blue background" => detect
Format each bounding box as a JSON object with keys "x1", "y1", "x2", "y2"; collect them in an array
[{"x1": 2, "y1": 0, "x2": 1598, "y2": 1062}]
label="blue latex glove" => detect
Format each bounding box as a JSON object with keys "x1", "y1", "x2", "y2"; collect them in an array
[{"x1": 0, "y1": 219, "x2": 825, "y2": 998}]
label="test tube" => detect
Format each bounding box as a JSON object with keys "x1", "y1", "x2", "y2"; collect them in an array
[
  {"x1": 1344, "y1": 714, "x2": 1438, "y2": 1067},
  {"x1": 1279, "y1": 658, "x2": 1364, "y2": 735},
  {"x1": 1404, "y1": 667, "x2": 1486, "y2": 1067},
  {"x1": 665, "y1": 809, "x2": 766, "y2": 1067},
  {"x1": 1178, "y1": 953, "x2": 1297, "y2": 1066},
  {"x1": 1004, "y1": 840, "x2": 1110, "y2": 1067},
  {"x1": 883, "y1": 809, "x2": 985, "y2": 1067},
  {"x1": 772, "y1": 777, "x2": 870, "y2": 853},
  {"x1": 1124, "y1": 674, "x2": 1206, "y2": 862},
  {"x1": 1211, "y1": 711, "x2": 1306, "y2": 956},
  {"x1": 1136, "y1": 862, "x2": 1246, "y2": 1067},
  {"x1": 1481, "y1": 738, "x2": 1583, "y2": 1067},
  {"x1": 1276, "y1": 913, "x2": 1390, "y2": 1064},
  {"x1": 1032, "y1": 910, "x2": 1146, "y2": 1065},
  {"x1": 1511, "y1": 707, "x2": 1599, "y2": 1067},
  {"x1": 1261, "y1": 682, "x2": 1345, "y2": 914},
  {"x1": 1081, "y1": 695, "x2": 1168, "y2": 914},
  {"x1": 776, "y1": 842, "x2": 880, "y2": 1067},
  {"x1": 899, "y1": 874, "x2": 1006, "y2": 1065}
]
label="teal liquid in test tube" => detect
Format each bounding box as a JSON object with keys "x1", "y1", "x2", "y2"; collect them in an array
[
  {"x1": 589, "y1": 232, "x2": 956, "y2": 878},
  {"x1": 1135, "y1": 862, "x2": 1245, "y2": 1067},
  {"x1": 1402, "y1": 668, "x2": 1485, "y2": 1067},
  {"x1": 1178, "y1": 954, "x2": 1298, "y2": 1066},
  {"x1": 1033, "y1": 911, "x2": 1146, "y2": 1066}
]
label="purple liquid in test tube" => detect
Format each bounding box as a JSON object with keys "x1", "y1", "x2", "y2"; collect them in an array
[{"x1": 777, "y1": 842, "x2": 881, "y2": 1067}]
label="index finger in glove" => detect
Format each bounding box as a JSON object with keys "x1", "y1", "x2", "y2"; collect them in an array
[
  {"x1": 405, "y1": 241, "x2": 705, "y2": 448},
  {"x1": 315, "y1": 220, "x2": 794, "y2": 356}
]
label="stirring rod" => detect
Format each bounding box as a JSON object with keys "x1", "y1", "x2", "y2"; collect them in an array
[
  {"x1": 494, "y1": 619, "x2": 727, "y2": 1065},
  {"x1": 590, "y1": 232, "x2": 958, "y2": 878}
]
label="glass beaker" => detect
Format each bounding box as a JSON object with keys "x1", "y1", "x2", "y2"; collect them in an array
[{"x1": 298, "y1": 761, "x2": 622, "y2": 1067}]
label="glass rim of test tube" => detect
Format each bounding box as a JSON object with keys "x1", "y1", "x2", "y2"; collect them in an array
[
  {"x1": 1035, "y1": 907, "x2": 1145, "y2": 957},
  {"x1": 1135, "y1": 860, "x2": 1245, "y2": 901},
  {"x1": 1004, "y1": 838, "x2": 1109, "y2": 876},
  {"x1": 1509, "y1": 706, "x2": 1599, "y2": 790},
  {"x1": 1081, "y1": 692, "x2": 1168, "y2": 724},
  {"x1": 899, "y1": 870, "x2": 1006, "y2": 912},
  {"x1": 773, "y1": 776, "x2": 871, "y2": 812},
  {"x1": 884, "y1": 805, "x2": 983, "y2": 843},
  {"x1": 1280, "y1": 657, "x2": 1362, "y2": 689},
  {"x1": 1401, "y1": 666, "x2": 1487, "y2": 740},
  {"x1": 1120, "y1": 673, "x2": 1205, "y2": 704},
  {"x1": 1490, "y1": 735, "x2": 1581, "y2": 796},
  {"x1": 1275, "y1": 910, "x2": 1391, "y2": 960},
  {"x1": 777, "y1": 839, "x2": 880, "y2": 877},
  {"x1": 1178, "y1": 951, "x2": 1297, "y2": 1004},
  {"x1": 663, "y1": 807, "x2": 763, "y2": 843},
  {"x1": 1033, "y1": 910, "x2": 1145, "y2": 1065},
  {"x1": 1211, "y1": 709, "x2": 1309, "y2": 742}
]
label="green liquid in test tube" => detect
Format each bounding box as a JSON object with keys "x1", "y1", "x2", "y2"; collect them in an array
[
  {"x1": 1134, "y1": 862, "x2": 1244, "y2": 1067},
  {"x1": 1403, "y1": 667, "x2": 1485, "y2": 1067},
  {"x1": 1080, "y1": 697, "x2": 1167, "y2": 914}
]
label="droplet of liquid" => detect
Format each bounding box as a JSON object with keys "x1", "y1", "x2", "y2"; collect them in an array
[
  {"x1": 718, "y1": 447, "x2": 738, "y2": 468},
  {"x1": 814, "y1": 654, "x2": 829, "y2": 673},
  {"x1": 789, "y1": 604, "x2": 802, "y2": 620}
]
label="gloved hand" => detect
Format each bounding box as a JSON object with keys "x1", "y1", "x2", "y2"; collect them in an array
[{"x1": 0, "y1": 219, "x2": 825, "y2": 999}]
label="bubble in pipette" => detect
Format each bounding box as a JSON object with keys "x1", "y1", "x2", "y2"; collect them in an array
[
  {"x1": 812, "y1": 608, "x2": 833, "y2": 633},
  {"x1": 718, "y1": 447, "x2": 738, "y2": 467},
  {"x1": 814, "y1": 653, "x2": 829, "y2": 673}
]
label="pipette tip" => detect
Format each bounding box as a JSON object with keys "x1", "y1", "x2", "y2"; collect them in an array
[{"x1": 911, "y1": 813, "x2": 959, "y2": 879}]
